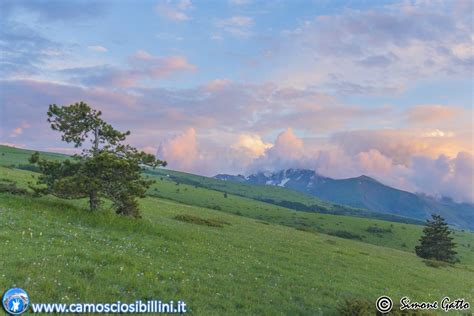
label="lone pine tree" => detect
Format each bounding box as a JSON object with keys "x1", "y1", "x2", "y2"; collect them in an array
[
  {"x1": 415, "y1": 214, "x2": 457, "y2": 263},
  {"x1": 30, "y1": 101, "x2": 167, "y2": 217}
]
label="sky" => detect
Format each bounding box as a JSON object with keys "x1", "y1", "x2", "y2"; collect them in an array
[{"x1": 0, "y1": 0, "x2": 473, "y2": 203}]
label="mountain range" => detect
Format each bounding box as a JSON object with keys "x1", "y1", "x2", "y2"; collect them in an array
[{"x1": 214, "y1": 169, "x2": 474, "y2": 230}]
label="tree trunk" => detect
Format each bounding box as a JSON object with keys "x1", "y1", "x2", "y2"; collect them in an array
[
  {"x1": 93, "y1": 126, "x2": 99, "y2": 155},
  {"x1": 89, "y1": 191, "x2": 99, "y2": 211},
  {"x1": 89, "y1": 126, "x2": 100, "y2": 211}
]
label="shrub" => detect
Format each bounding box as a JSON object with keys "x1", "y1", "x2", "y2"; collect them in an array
[
  {"x1": 174, "y1": 214, "x2": 230, "y2": 227},
  {"x1": 0, "y1": 181, "x2": 29, "y2": 195},
  {"x1": 338, "y1": 298, "x2": 437, "y2": 315},
  {"x1": 337, "y1": 298, "x2": 373, "y2": 315},
  {"x1": 328, "y1": 230, "x2": 363, "y2": 240},
  {"x1": 367, "y1": 226, "x2": 392, "y2": 234},
  {"x1": 423, "y1": 259, "x2": 453, "y2": 268},
  {"x1": 16, "y1": 164, "x2": 40, "y2": 172},
  {"x1": 295, "y1": 226, "x2": 314, "y2": 233}
]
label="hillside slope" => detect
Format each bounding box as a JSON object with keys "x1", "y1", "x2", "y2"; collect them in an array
[
  {"x1": 0, "y1": 145, "x2": 423, "y2": 225},
  {"x1": 215, "y1": 169, "x2": 474, "y2": 230},
  {"x1": 2, "y1": 165, "x2": 473, "y2": 265},
  {"x1": 1, "y1": 179, "x2": 473, "y2": 314}
]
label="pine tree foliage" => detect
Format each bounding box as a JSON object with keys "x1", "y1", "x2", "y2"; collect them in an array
[
  {"x1": 30, "y1": 102, "x2": 167, "y2": 217},
  {"x1": 415, "y1": 214, "x2": 458, "y2": 263}
]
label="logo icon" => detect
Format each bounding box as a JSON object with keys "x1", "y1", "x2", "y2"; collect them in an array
[
  {"x1": 376, "y1": 295, "x2": 393, "y2": 313},
  {"x1": 2, "y1": 288, "x2": 30, "y2": 315}
]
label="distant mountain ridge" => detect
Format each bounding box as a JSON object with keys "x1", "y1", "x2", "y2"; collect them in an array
[{"x1": 214, "y1": 169, "x2": 474, "y2": 230}]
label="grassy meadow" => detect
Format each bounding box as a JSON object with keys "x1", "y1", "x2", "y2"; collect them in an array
[{"x1": 0, "y1": 146, "x2": 473, "y2": 315}]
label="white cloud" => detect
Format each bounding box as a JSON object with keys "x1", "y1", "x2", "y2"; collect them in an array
[
  {"x1": 273, "y1": 1, "x2": 473, "y2": 93},
  {"x1": 216, "y1": 16, "x2": 254, "y2": 37},
  {"x1": 232, "y1": 133, "x2": 272, "y2": 158},
  {"x1": 87, "y1": 45, "x2": 108, "y2": 53},
  {"x1": 155, "y1": 0, "x2": 192, "y2": 21},
  {"x1": 229, "y1": 0, "x2": 251, "y2": 5}
]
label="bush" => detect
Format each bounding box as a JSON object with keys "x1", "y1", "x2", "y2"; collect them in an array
[
  {"x1": 0, "y1": 181, "x2": 29, "y2": 195},
  {"x1": 174, "y1": 214, "x2": 230, "y2": 227},
  {"x1": 338, "y1": 298, "x2": 437, "y2": 315},
  {"x1": 367, "y1": 226, "x2": 392, "y2": 234},
  {"x1": 423, "y1": 259, "x2": 453, "y2": 268},
  {"x1": 16, "y1": 164, "x2": 40, "y2": 172},
  {"x1": 328, "y1": 230, "x2": 363, "y2": 240},
  {"x1": 337, "y1": 298, "x2": 372, "y2": 315},
  {"x1": 295, "y1": 226, "x2": 314, "y2": 233}
]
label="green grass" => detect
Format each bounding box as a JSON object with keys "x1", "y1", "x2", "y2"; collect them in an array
[
  {"x1": 144, "y1": 171, "x2": 474, "y2": 266},
  {"x1": 144, "y1": 167, "x2": 425, "y2": 225},
  {"x1": 1, "y1": 148, "x2": 473, "y2": 265},
  {"x1": 0, "y1": 144, "x2": 424, "y2": 224},
  {"x1": 1, "y1": 191, "x2": 473, "y2": 315},
  {"x1": 0, "y1": 145, "x2": 67, "y2": 166},
  {"x1": 1, "y1": 145, "x2": 473, "y2": 314}
]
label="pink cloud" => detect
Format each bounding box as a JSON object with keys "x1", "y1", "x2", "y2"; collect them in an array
[
  {"x1": 356, "y1": 149, "x2": 393, "y2": 175},
  {"x1": 131, "y1": 51, "x2": 197, "y2": 78},
  {"x1": 406, "y1": 104, "x2": 462, "y2": 124},
  {"x1": 410, "y1": 152, "x2": 474, "y2": 203},
  {"x1": 232, "y1": 133, "x2": 272, "y2": 158},
  {"x1": 9, "y1": 121, "x2": 31, "y2": 137},
  {"x1": 1, "y1": 79, "x2": 472, "y2": 202},
  {"x1": 157, "y1": 128, "x2": 199, "y2": 171},
  {"x1": 155, "y1": 0, "x2": 192, "y2": 21},
  {"x1": 271, "y1": 128, "x2": 304, "y2": 159},
  {"x1": 0, "y1": 142, "x2": 26, "y2": 148}
]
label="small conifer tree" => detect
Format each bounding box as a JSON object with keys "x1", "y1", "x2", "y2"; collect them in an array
[{"x1": 415, "y1": 214, "x2": 457, "y2": 263}]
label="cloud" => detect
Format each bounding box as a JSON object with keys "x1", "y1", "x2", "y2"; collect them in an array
[
  {"x1": 87, "y1": 45, "x2": 107, "y2": 53},
  {"x1": 9, "y1": 121, "x2": 31, "y2": 137},
  {"x1": 61, "y1": 50, "x2": 196, "y2": 88},
  {"x1": 270, "y1": 128, "x2": 304, "y2": 159},
  {"x1": 410, "y1": 152, "x2": 474, "y2": 203},
  {"x1": 249, "y1": 128, "x2": 308, "y2": 172},
  {"x1": 405, "y1": 104, "x2": 463, "y2": 124},
  {"x1": 229, "y1": 0, "x2": 251, "y2": 5},
  {"x1": 216, "y1": 16, "x2": 254, "y2": 37},
  {"x1": 1, "y1": 78, "x2": 472, "y2": 202},
  {"x1": 331, "y1": 128, "x2": 472, "y2": 165},
  {"x1": 131, "y1": 50, "x2": 197, "y2": 76},
  {"x1": 452, "y1": 42, "x2": 474, "y2": 60},
  {"x1": 232, "y1": 133, "x2": 272, "y2": 158},
  {"x1": 202, "y1": 79, "x2": 232, "y2": 92},
  {"x1": 0, "y1": 20, "x2": 61, "y2": 78},
  {"x1": 274, "y1": 1, "x2": 473, "y2": 93},
  {"x1": 155, "y1": 0, "x2": 192, "y2": 22},
  {"x1": 246, "y1": 130, "x2": 473, "y2": 203},
  {"x1": 0, "y1": 0, "x2": 106, "y2": 22},
  {"x1": 157, "y1": 128, "x2": 199, "y2": 171},
  {"x1": 0, "y1": 142, "x2": 26, "y2": 148}
]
